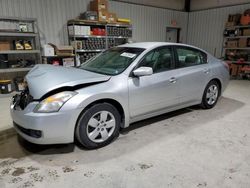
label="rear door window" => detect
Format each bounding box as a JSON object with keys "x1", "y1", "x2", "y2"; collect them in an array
[{"x1": 175, "y1": 47, "x2": 207, "y2": 68}]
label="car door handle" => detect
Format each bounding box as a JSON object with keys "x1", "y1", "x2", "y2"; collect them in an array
[
  {"x1": 203, "y1": 68, "x2": 210, "y2": 74},
  {"x1": 169, "y1": 77, "x2": 177, "y2": 83}
]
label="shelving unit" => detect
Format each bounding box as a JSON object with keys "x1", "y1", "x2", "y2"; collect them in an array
[
  {"x1": 224, "y1": 47, "x2": 250, "y2": 50},
  {"x1": 67, "y1": 19, "x2": 132, "y2": 65},
  {"x1": 0, "y1": 17, "x2": 41, "y2": 75},
  {"x1": 0, "y1": 50, "x2": 40, "y2": 55},
  {"x1": 222, "y1": 24, "x2": 250, "y2": 78},
  {"x1": 0, "y1": 67, "x2": 32, "y2": 73},
  {"x1": 223, "y1": 24, "x2": 250, "y2": 57}
]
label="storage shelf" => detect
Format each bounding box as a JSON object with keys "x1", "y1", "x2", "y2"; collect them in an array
[
  {"x1": 108, "y1": 36, "x2": 130, "y2": 38},
  {"x1": 107, "y1": 23, "x2": 132, "y2": 27},
  {"x1": 68, "y1": 20, "x2": 132, "y2": 28},
  {"x1": 68, "y1": 20, "x2": 132, "y2": 63},
  {"x1": 0, "y1": 67, "x2": 32, "y2": 73},
  {"x1": 70, "y1": 35, "x2": 130, "y2": 39},
  {"x1": 225, "y1": 35, "x2": 250, "y2": 39},
  {"x1": 225, "y1": 25, "x2": 250, "y2": 29},
  {"x1": 0, "y1": 32, "x2": 38, "y2": 37},
  {"x1": 224, "y1": 47, "x2": 250, "y2": 50},
  {"x1": 68, "y1": 19, "x2": 106, "y2": 26},
  {"x1": 225, "y1": 60, "x2": 250, "y2": 64},
  {"x1": 42, "y1": 55, "x2": 75, "y2": 57},
  {"x1": 70, "y1": 35, "x2": 106, "y2": 38},
  {"x1": 75, "y1": 49, "x2": 104, "y2": 53},
  {"x1": 0, "y1": 50, "x2": 40, "y2": 54}
]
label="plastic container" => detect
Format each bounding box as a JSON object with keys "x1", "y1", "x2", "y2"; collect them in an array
[
  {"x1": 14, "y1": 77, "x2": 25, "y2": 91},
  {"x1": 0, "y1": 80, "x2": 12, "y2": 94}
]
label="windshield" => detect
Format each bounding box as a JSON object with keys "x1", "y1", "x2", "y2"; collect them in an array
[{"x1": 80, "y1": 47, "x2": 145, "y2": 75}]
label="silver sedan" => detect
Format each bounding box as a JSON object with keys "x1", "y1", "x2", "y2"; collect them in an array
[{"x1": 10, "y1": 42, "x2": 230, "y2": 149}]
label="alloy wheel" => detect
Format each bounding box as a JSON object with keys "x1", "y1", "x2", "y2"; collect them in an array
[
  {"x1": 206, "y1": 84, "x2": 218, "y2": 105},
  {"x1": 86, "y1": 111, "x2": 116, "y2": 143}
]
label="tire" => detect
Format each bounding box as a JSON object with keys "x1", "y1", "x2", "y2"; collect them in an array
[
  {"x1": 75, "y1": 103, "x2": 121, "y2": 149},
  {"x1": 201, "y1": 80, "x2": 220, "y2": 109}
]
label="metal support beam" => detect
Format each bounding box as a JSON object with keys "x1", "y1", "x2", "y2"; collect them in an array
[{"x1": 184, "y1": 0, "x2": 191, "y2": 12}]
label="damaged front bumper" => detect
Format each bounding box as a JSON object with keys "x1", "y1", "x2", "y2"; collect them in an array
[{"x1": 10, "y1": 94, "x2": 82, "y2": 145}]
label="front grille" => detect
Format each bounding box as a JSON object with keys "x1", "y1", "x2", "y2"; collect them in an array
[
  {"x1": 14, "y1": 122, "x2": 42, "y2": 138},
  {"x1": 13, "y1": 87, "x2": 33, "y2": 110}
]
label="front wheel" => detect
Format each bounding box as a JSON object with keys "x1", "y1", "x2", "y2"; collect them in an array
[
  {"x1": 201, "y1": 80, "x2": 220, "y2": 109},
  {"x1": 75, "y1": 103, "x2": 121, "y2": 149}
]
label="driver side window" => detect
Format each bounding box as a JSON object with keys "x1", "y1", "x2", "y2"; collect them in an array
[{"x1": 139, "y1": 47, "x2": 173, "y2": 73}]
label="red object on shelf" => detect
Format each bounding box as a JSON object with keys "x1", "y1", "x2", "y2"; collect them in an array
[
  {"x1": 52, "y1": 60, "x2": 60, "y2": 66},
  {"x1": 237, "y1": 58, "x2": 245, "y2": 64},
  {"x1": 92, "y1": 28, "x2": 106, "y2": 36},
  {"x1": 101, "y1": 29, "x2": 106, "y2": 35},
  {"x1": 240, "y1": 15, "x2": 250, "y2": 25},
  {"x1": 241, "y1": 66, "x2": 250, "y2": 72},
  {"x1": 92, "y1": 28, "x2": 98, "y2": 35}
]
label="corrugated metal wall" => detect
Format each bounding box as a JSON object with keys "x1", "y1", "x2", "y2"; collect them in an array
[
  {"x1": 110, "y1": 1, "x2": 188, "y2": 43},
  {"x1": 0, "y1": 0, "x2": 92, "y2": 45},
  {"x1": 187, "y1": 3, "x2": 250, "y2": 57},
  {"x1": 0, "y1": 0, "x2": 188, "y2": 46}
]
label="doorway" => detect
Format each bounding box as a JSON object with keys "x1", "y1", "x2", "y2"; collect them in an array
[{"x1": 166, "y1": 27, "x2": 181, "y2": 43}]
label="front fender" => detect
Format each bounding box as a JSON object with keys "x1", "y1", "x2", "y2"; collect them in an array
[{"x1": 67, "y1": 92, "x2": 130, "y2": 128}]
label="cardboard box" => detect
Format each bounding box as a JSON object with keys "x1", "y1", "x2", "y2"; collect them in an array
[
  {"x1": 90, "y1": 0, "x2": 108, "y2": 12},
  {"x1": 227, "y1": 40, "x2": 238, "y2": 48},
  {"x1": 230, "y1": 64, "x2": 238, "y2": 76},
  {"x1": 82, "y1": 26, "x2": 91, "y2": 35},
  {"x1": 43, "y1": 44, "x2": 55, "y2": 56},
  {"x1": 0, "y1": 41, "x2": 11, "y2": 51},
  {"x1": 238, "y1": 38, "x2": 248, "y2": 48},
  {"x1": 228, "y1": 14, "x2": 241, "y2": 24},
  {"x1": 68, "y1": 25, "x2": 82, "y2": 35},
  {"x1": 225, "y1": 21, "x2": 235, "y2": 28},
  {"x1": 98, "y1": 10, "x2": 108, "y2": 22},
  {"x1": 71, "y1": 41, "x2": 82, "y2": 50},
  {"x1": 48, "y1": 43, "x2": 74, "y2": 56},
  {"x1": 63, "y1": 58, "x2": 75, "y2": 67},
  {"x1": 107, "y1": 12, "x2": 117, "y2": 23},
  {"x1": 243, "y1": 29, "x2": 250, "y2": 36}
]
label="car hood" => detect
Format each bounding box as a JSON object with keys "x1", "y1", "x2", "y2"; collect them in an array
[{"x1": 26, "y1": 64, "x2": 111, "y2": 99}]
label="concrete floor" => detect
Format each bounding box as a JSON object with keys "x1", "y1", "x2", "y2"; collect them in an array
[
  {"x1": 0, "y1": 80, "x2": 250, "y2": 188},
  {"x1": 0, "y1": 93, "x2": 13, "y2": 131}
]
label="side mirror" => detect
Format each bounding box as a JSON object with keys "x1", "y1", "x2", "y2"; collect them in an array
[{"x1": 133, "y1": 67, "x2": 153, "y2": 77}]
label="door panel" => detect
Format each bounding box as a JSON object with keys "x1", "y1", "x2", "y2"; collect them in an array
[
  {"x1": 178, "y1": 64, "x2": 210, "y2": 104},
  {"x1": 174, "y1": 46, "x2": 211, "y2": 104},
  {"x1": 128, "y1": 69, "x2": 179, "y2": 118}
]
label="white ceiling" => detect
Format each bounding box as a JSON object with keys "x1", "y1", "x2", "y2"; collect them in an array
[{"x1": 112, "y1": 0, "x2": 250, "y2": 11}]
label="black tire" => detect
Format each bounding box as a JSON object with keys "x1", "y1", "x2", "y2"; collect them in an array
[
  {"x1": 75, "y1": 103, "x2": 121, "y2": 149},
  {"x1": 201, "y1": 80, "x2": 220, "y2": 109}
]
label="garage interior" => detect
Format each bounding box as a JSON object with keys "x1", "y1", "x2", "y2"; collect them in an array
[{"x1": 0, "y1": 0, "x2": 250, "y2": 187}]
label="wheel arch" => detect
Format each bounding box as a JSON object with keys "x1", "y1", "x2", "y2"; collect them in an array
[
  {"x1": 75, "y1": 98, "x2": 126, "y2": 131},
  {"x1": 209, "y1": 78, "x2": 222, "y2": 96}
]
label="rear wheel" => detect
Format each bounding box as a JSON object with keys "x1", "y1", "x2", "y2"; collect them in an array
[
  {"x1": 201, "y1": 80, "x2": 220, "y2": 109},
  {"x1": 75, "y1": 103, "x2": 121, "y2": 149}
]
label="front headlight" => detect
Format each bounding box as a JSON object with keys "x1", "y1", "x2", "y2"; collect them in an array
[{"x1": 34, "y1": 91, "x2": 77, "y2": 113}]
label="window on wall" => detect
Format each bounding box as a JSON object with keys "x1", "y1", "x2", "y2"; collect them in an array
[
  {"x1": 139, "y1": 47, "x2": 173, "y2": 73},
  {"x1": 176, "y1": 47, "x2": 207, "y2": 68}
]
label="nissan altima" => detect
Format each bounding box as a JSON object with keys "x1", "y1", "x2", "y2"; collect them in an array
[{"x1": 11, "y1": 42, "x2": 229, "y2": 149}]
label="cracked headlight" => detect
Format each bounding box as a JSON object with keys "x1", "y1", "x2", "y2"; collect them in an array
[{"x1": 34, "y1": 91, "x2": 77, "y2": 113}]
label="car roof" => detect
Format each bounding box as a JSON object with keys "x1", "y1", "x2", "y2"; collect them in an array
[{"x1": 118, "y1": 42, "x2": 207, "y2": 53}]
